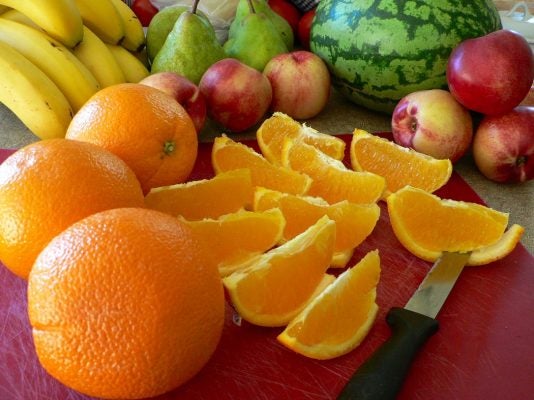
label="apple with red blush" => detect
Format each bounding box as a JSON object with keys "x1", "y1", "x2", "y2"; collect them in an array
[
  {"x1": 391, "y1": 89, "x2": 473, "y2": 163},
  {"x1": 199, "y1": 58, "x2": 272, "y2": 133},
  {"x1": 447, "y1": 29, "x2": 534, "y2": 115},
  {"x1": 263, "y1": 50, "x2": 330, "y2": 120},
  {"x1": 139, "y1": 72, "x2": 207, "y2": 134},
  {"x1": 268, "y1": 0, "x2": 301, "y2": 37},
  {"x1": 297, "y1": 7, "x2": 316, "y2": 50},
  {"x1": 473, "y1": 106, "x2": 534, "y2": 183},
  {"x1": 131, "y1": 0, "x2": 159, "y2": 27}
]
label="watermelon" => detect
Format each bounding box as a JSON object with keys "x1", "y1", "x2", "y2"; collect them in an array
[{"x1": 310, "y1": 0, "x2": 502, "y2": 113}]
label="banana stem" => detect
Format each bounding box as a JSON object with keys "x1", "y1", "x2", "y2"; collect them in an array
[
  {"x1": 192, "y1": 0, "x2": 200, "y2": 14},
  {"x1": 246, "y1": 0, "x2": 256, "y2": 14}
]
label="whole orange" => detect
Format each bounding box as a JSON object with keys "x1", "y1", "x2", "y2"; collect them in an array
[
  {"x1": 0, "y1": 139, "x2": 145, "y2": 279},
  {"x1": 65, "y1": 83, "x2": 198, "y2": 193},
  {"x1": 28, "y1": 207, "x2": 225, "y2": 399}
]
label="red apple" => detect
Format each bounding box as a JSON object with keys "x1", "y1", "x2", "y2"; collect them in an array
[
  {"x1": 447, "y1": 29, "x2": 534, "y2": 115},
  {"x1": 139, "y1": 72, "x2": 207, "y2": 133},
  {"x1": 263, "y1": 50, "x2": 330, "y2": 119},
  {"x1": 473, "y1": 106, "x2": 534, "y2": 183},
  {"x1": 199, "y1": 58, "x2": 273, "y2": 133},
  {"x1": 391, "y1": 89, "x2": 473, "y2": 163},
  {"x1": 268, "y1": 0, "x2": 301, "y2": 36},
  {"x1": 131, "y1": 0, "x2": 159, "y2": 27},
  {"x1": 297, "y1": 8, "x2": 315, "y2": 50}
]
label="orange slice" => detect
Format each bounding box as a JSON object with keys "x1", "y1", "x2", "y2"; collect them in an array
[
  {"x1": 277, "y1": 250, "x2": 380, "y2": 360},
  {"x1": 350, "y1": 129, "x2": 453, "y2": 197},
  {"x1": 257, "y1": 112, "x2": 346, "y2": 165},
  {"x1": 467, "y1": 224, "x2": 524, "y2": 266},
  {"x1": 183, "y1": 209, "x2": 286, "y2": 277},
  {"x1": 212, "y1": 135, "x2": 312, "y2": 195},
  {"x1": 253, "y1": 187, "x2": 380, "y2": 267},
  {"x1": 281, "y1": 139, "x2": 386, "y2": 204},
  {"x1": 222, "y1": 216, "x2": 336, "y2": 327},
  {"x1": 145, "y1": 169, "x2": 253, "y2": 220},
  {"x1": 387, "y1": 186, "x2": 510, "y2": 261}
]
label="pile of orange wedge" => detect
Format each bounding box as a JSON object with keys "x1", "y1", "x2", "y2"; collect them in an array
[{"x1": 145, "y1": 112, "x2": 524, "y2": 360}]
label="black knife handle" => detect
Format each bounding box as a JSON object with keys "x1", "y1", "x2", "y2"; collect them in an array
[{"x1": 337, "y1": 307, "x2": 439, "y2": 400}]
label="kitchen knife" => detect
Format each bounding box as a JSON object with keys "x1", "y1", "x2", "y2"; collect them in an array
[{"x1": 337, "y1": 251, "x2": 471, "y2": 400}]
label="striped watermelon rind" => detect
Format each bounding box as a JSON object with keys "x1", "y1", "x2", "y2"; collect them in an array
[{"x1": 310, "y1": 0, "x2": 502, "y2": 113}]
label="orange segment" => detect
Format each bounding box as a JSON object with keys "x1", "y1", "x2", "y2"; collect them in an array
[
  {"x1": 183, "y1": 209, "x2": 286, "y2": 277},
  {"x1": 350, "y1": 129, "x2": 453, "y2": 196},
  {"x1": 145, "y1": 169, "x2": 253, "y2": 220},
  {"x1": 281, "y1": 139, "x2": 386, "y2": 204},
  {"x1": 387, "y1": 186, "x2": 509, "y2": 261},
  {"x1": 222, "y1": 216, "x2": 336, "y2": 327},
  {"x1": 212, "y1": 134, "x2": 312, "y2": 195},
  {"x1": 277, "y1": 250, "x2": 381, "y2": 360},
  {"x1": 467, "y1": 224, "x2": 524, "y2": 266},
  {"x1": 253, "y1": 187, "x2": 380, "y2": 267},
  {"x1": 257, "y1": 112, "x2": 346, "y2": 165}
]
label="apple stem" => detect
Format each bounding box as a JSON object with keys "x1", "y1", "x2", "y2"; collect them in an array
[
  {"x1": 410, "y1": 119, "x2": 417, "y2": 132},
  {"x1": 246, "y1": 0, "x2": 256, "y2": 14},
  {"x1": 192, "y1": 0, "x2": 200, "y2": 14},
  {"x1": 516, "y1": 155, "x2": 527, "y2": 166}
]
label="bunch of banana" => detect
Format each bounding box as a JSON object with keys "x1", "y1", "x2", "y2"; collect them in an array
[{"x1": 0, "y1": 0, "x2": 150, "y2": 140}]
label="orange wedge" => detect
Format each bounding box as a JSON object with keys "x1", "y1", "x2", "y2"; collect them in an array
[
  {"x1": 222, "y1": 216, "x2": 336, "y2": 327},
  {"x1": 277, "y1": 250, "x2": 380, "y2": 360},
  {"x1": 212, "y1": 135, "x2": 312, "y2": 195},
  {"x1": 281, "y1": 139, "x2": 386, "y2": 204},
  {"x1": 253, "y1": 187, "x2": 380, "y2": 267},
  {"x1": 350, "y1": 129, "x2": 453, "y2": 197},
  {"x1": 387, "y1": 186, "x2": 510, "y2": 261},
  {"x1": 467, "y1": 224, "x2": 524, "y2": 266},
  {"x1": 145, "y1": 169, "x2": 253, "y2": 220},
  {"x1": 183, "y1": 209, "x2": 286, "y2": 277},
  {"x1": 257, "y1": 112, "x2": 346, "y2": 165}
]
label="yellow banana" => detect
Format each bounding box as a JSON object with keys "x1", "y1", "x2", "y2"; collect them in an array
[
  {"x1": 0, "y1": 9, "x2": 42, "y2": 30},
  {"x1": 0, "y1": 42, "x2": 72, "y2": 139},
  {"x1": 0, "y1": 5, "x2": 9, "y2": 14},
  {"x1": 74, "y1": 0, "x2": 125, "y2": 45},
  {"x1": 0, "y1": 19, "x2": 100, "y2": 112},
  {"x1": 73, "y1": 26, "x2": 126, "y2": 88},
  {"x1": 0, "y1": 0, "x2": 83, "y2": 47},
  {"x1": 106, "y1": 44, "x2": 149, "y2": 83},
  {"x1": 108, "y1": 0, "x2": 145, "y2": 52}
]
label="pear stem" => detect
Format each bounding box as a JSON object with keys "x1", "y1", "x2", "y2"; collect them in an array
[
  {"x1": 192, "y1": 0, "x2": 200, "y2": 14},
  {"x1": 246, "y1": 0, "x2": 256, "y2": 14}
]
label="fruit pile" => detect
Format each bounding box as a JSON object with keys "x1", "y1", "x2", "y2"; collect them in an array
[{"x1": 0, "y1": 0, "x2": 150, "y2": 140}]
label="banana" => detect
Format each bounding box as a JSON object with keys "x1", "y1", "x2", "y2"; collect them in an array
[
  {"x1": 0, "y1": 9, "x2": 42, "y2": 30},
  {"x1": 0, "y1": 19, "x2": 100, "y2": 112},
  {"x1": 108, "y1": 0, "x2": 145, "y2": 52},
  {"x1": 0, "y1": 5, "x2": 9, "y2": 14},
  {"x1": 106, "y1": 44, "x2": 150, "y2": 83},
  {"x1": 0, "y1": 41, "x2": 72, "y2": 139},
  {"x1": 74, "y1": 0, "x2": 125, "y2": 45},
  {"x1": 0, "y1": 0, "x2": 83, "y2": 47},
  {"x1": 73, "y1": 26, "x2": 126, "y2": 88}
]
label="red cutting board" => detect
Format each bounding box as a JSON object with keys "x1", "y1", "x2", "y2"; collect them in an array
[{"x1": 1, "y1": 135, "x2": 533, "y2": 400}]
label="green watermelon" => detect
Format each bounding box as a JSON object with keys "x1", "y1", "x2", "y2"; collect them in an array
[{"x1": 310, "y1": 0, "x2": 502, "y2": 113}]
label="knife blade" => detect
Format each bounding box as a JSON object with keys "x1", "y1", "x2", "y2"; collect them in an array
[{"x1": 337, "y1": 251, "x2": 471, "y2": 400}]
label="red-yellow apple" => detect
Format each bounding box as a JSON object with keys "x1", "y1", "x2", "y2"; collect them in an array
[
  {"x1": 391, "y1": 89, "x2": 473, "y2": 163},
  {"x1": 473, "y1": 106, "x2": 534, "y2": 183},
  {"x1": 447, "y1": 29, "x2": 534, "y2": 115},
  {"x1": 199, "y1": 58, "x2": 272, "y2": 133},
  {"x1": 268, "y1": 0, "x2": 301, "y2": 36},
  {"x1": 139, "y1": 72, "x2": 207, "y2": 134},
  {"x1": 297, "y1": 8, "x2": 315, "y2": 50},
  {"x1": 131, "y1": 0, "x2": 158, "y2": 27},
  {"x1": 263, "y1": 50, "x2": 330, "y2": 120}
]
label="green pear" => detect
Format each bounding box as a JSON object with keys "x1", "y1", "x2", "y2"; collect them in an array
[
  {"x1": 228, "y1": 0, "x2": 294, "y2": 50},
  {"x1": 151, "y1": 8, "x2": 226, "y2": 85},
  {"x1": 224, "y1": 11, "x2": 288, "y2": 72},
  {"x1": 146, "y1": 5, "x2": 210, "y2": 63}
]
